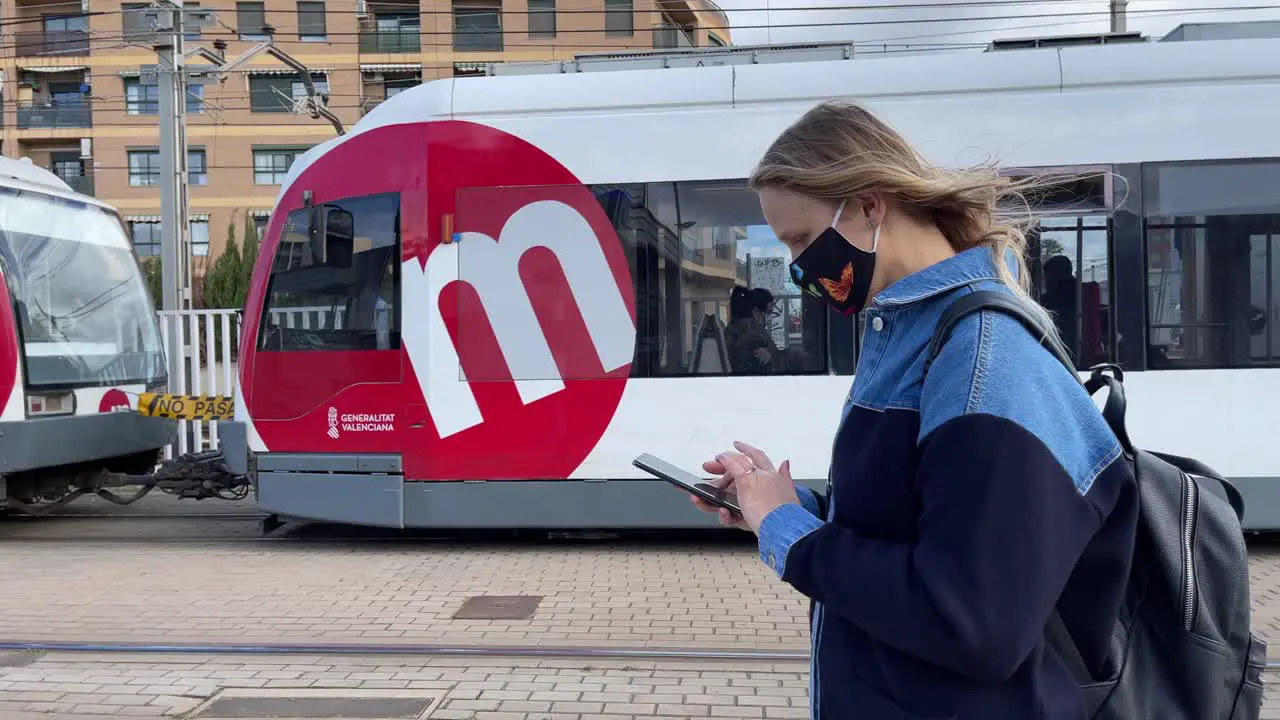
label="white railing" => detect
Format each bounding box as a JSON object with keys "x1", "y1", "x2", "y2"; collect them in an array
[
  {"x1": 156, "y1": 309, "x2": 241, "y2": 458},
  {"x1": 155, "y1": 305, "x2": 361, "y2": 457}
]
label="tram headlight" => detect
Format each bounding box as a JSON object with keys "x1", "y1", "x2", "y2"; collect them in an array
[{"x1": 26, "y1": 392, "x2": 75, "y2": 417}]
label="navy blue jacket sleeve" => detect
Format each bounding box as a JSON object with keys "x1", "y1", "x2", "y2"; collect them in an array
[{"x1": 756, "y1": 310, "x2": 1126, "y2": 681}]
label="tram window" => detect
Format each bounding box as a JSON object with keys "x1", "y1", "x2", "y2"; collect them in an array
[
  {"x1": 257, "y1": 191, "x2": 400, "y2": 352},
  {"x1": 590, "y1": 180, "x2": 829, "y2": 377},
  {"x1": 1143, "y1": 160, "x2": 1280, "y2": 369},
  {"x1": 1028, "y1": 214, "x2": 1114, "y2": 370}
]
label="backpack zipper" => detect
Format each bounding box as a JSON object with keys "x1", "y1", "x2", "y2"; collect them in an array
[{"x1": 1181, "y1": 474, "x2": 1199, "y2": 632}]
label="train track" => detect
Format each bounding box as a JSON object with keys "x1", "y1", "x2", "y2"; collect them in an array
[{"x1": 10, "y1": 511, "x2": 267, "y2": 520}]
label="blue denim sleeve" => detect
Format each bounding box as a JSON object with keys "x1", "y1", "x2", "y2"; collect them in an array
[
  {"x1": 796, "y1": 485, "x2": 823, "y2": 517},
  {"x1": 757, "y1": 503, "x2": 824, "y2": 579}
]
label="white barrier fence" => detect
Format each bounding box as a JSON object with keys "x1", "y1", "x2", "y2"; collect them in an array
[
  {"x1": 156, "y1": 305, "x2": 360, "y2": 457},
  {"x1": 156, "y1": 309, "x2": 241, "y2": 458}
]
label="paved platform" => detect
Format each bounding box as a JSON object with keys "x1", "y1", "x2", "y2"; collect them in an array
[
  {"x1": 0, "y1": 652, "x2": 811, "y2": 718},
  {"x1": 0, "y1": 536, "x2": 806, "y2": 650},
  {"x1": 2, "y1": 530, "x2": 1280, "y2": 716}
]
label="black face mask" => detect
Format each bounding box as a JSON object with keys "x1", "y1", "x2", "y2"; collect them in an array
[{"x1": 789, "y1": 199, "x2": 880, "y2": 316}]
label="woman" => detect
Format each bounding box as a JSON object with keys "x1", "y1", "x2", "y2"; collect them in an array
[
  {"x1": 692, "y1": 100, "x2": 1138, "y2": 719},
  {"x1": 725, "y1": 286, "x2": 781, "y2": 374}
]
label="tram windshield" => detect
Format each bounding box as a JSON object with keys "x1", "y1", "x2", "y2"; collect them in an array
[{"x1": 0, "y1": 187, "x2": 165, "y2": 389}]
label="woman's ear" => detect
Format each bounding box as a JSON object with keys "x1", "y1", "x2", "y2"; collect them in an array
[{"x1": 858, "y1": 193, "x2": 886, "y2": 228}]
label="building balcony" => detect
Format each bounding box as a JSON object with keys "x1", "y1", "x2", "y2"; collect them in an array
[
  {"x1": 17, "y1": 100, "x2": 92, "y2": 129},
  {"x1": 14, "y1": 30, "x2": 90, "y2": 57},
  {"x1": 359, "y1": 28, "x2": 421, "y2": 53}
]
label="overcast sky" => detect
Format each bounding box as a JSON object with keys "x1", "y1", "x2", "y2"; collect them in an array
[{"x1": 714, "y1": 0, "x2": 1280, "y2": 49}]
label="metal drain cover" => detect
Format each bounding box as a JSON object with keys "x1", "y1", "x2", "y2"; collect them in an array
[
  {"x1": 0, "y1": 651, "x2": 41, "y2": 668},
  {"x1": 191, "y1": 689, "x2": 439, "y2": 719},
  {"x1": 452, "y1": 594, "x2": 542, "y2": 620}
]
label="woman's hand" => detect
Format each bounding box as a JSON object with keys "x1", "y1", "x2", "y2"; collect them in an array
[
  {"x1": 694, "y1": 441, "x2": 800, "y2": 534},
  {"x1": 689, "y1": 468, "x2": 751, "y2": 531}
]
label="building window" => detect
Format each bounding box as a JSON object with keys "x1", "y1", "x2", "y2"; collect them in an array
[
  {"x1": 125, "y1": 78, "x2": 159, "y2": 115},
  {"x1": 363, "y1": 14, "x2": 421, "y2": 53},
  {"x1": 127, "y1": 150, "x2": 160, "y2": 187},
  {"x1": 708, "y1": 32, "x2": 725, "y2": 46},
  {"x1": 40, "y1": 14, "x2": 90, "y2": 54},
  {"x1": 236, "y1": 1, "x2": 267, "y2": 39},
  {"x1": 190, "y1": 218, "x2": 210, "y2": 256},
  {"x1": 258, "y1": 192, "x2": 401, "y2": 352},
  {"x1": 188, "y1": 149, "x2": 208, "y2": 186},
  {"x1": 250, "y1": 73, "x2": 326, "y2": 113},
  {"x1": 297, "y1": 1, "x2": 326, "y2": 40},
  {"x1": 292, "y1": 74, "x2": 329, "y2": 103},
  {"x1": 584, "y1": 180, "x2": 830, "y2": 377},
  {"x1": 50, "y1": 152, "x2": 83, "y2": 182},
  {"x1": 184, "y1": 1, "x2": 202, "y2": 40},
  {"x1": 253, "y1": 148, "x2": 307, "y2": 185},
  {"x1": 453, "y1": 0, "x2": 503, "y2": 51},
  {"x1": 252, "y1": 215, "x2": 269, "y2": 241},
  {"x1": 122, "y1": 3, "x2": 152, "y2": 40},
  {"x1": 125, "y1": 77, "x2": 205, "y2": 114},
  {"x1": 1143, "y1": 160, "x2": 1280, "y2": 369},
  {"x1": 604, "y1": 0, "x2": 632, "y2": 36},
  {"x1": 129, "y1": 221, "x2": 161, "y2": 256},
  {"x1": 528, "y1": 0, "x2": 555, "y2": 37},
  {"x1": 384, "y1": 76, "x2": 419, "y2": 98},
  {"x1": 127, "y1": 148, "x2": 206, "y2": 186},
  {"x1": 187, "y1": 83, "x2": 205, "y2": 114}
]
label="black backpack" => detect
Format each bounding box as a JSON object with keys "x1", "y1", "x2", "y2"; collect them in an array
[{"x1": 926, "y1": 289, "x2": 1266, "y2": 720}]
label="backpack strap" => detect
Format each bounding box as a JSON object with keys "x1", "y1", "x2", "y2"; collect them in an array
[
  {"x1": 924, "y1": 289, "x2": 1078, "y2": 379},
  {"x1": 924, "y1": 288, "x2": 1096, "y2": 685}
]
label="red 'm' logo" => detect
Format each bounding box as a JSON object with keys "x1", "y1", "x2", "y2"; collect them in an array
[
  {"x1": 241, "y1": 121, "x2": 636, "y2": 481},
  {"x1": 99, "y1": 388, "x2": 131, "y2": 413}
]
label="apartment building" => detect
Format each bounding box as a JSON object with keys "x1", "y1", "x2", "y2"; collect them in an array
[{"x1": 0, "y1": 0, "x2": 732, "y2": 266}]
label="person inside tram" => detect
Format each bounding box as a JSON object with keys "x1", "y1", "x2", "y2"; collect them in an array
[
  {"x1": 725, "y1": 286, "x2": 781, "y2": 374},
  {"x1": 1040, "y1": 254, "x2": 1080, "y2": 360},
  {"x1": 689, "y1": 100, "x2": 1138, "y2": 720}
]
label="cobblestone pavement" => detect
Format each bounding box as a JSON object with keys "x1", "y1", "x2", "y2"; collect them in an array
[
  {"x1": 1, "y1": 526, "x2": 1280, "y2": 716},
  {"x1": 3, "y1": 533, "x2": 1280, "y2": 652},
  {"x1": 0, "y1": 652, "x2": 811, "y2": 718},
  {"x1": 0, "y1": 652, "x2": 1276, "y2": 719},
  {"x1": 0, "y1": 534, "x2": 805, "y2": 650}
]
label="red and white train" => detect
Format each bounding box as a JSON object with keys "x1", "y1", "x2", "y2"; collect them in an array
[
  {"x1": 0, "y1": 158, "x2": 173, "y2": 511},
  {"x1": 221, "y1": 33, "x2": 1280, "y2": 530}
]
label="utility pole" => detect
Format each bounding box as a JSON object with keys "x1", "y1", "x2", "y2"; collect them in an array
[
  {"x1": 1109, "y1": 0, "x2": 1128, "y2": 33},
  {"x1": 154, "y1": 0, "x2": 187, "y2": 321},
  {"x1": 138, "y1": 0, "x2": 212, "y2": 390}
]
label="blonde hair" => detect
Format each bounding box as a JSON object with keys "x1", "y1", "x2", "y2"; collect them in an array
[{"x1": 750, "y1": 100, "x2": 1069, "y2": 346}]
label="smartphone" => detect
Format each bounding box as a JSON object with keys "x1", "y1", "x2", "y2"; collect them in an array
[{"x1": 633, "y1": 453, "x2": 742, "y2": 516}]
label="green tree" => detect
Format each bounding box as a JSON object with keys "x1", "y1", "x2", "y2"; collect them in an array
[
  {"x1": 238, "y1": 211, "x2": 260, "y2": 305},
  {"x1": 1040, "y1": 237, "x2": 1066, "y2": 260},
  {"x1": 140, "y1": 256, "x2": 162, "y2": 306},
  {"x1": 202, "y1": 216, "x2": 244, "y2": 310}
]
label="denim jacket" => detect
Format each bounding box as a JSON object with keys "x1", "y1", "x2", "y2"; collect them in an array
[{"x1": 757, "y1": 246, "x2": 1138, "y2": 720}]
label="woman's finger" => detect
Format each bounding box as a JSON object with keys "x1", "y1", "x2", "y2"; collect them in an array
[
  {"x1": 691, "y1": 495, "x2": 718, "y2": 513},
  {"x1": 716, "y1": 451, "x2": 755, "y2": 478},
  {"x1": 733, "y1": 441, "x2": 775, "y2": 472},
  {"x1": 702, "y1": 459, "x2": 726, "y2": 475},
  {"x1": 718, "y1": 507, "x2": 742, "y2": 528}
]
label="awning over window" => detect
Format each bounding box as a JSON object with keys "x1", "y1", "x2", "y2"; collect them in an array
[
  {"x1": 125, "y1": 215, "x2": 162, "y2": 223},
  {"x1": 360, "y1": 63, "x2": 421, "y2": 73},
  {"x1": 21, "y1": 64, "x2": 89, "y2": 74},
  {"x1": 245, "y1": 67, "x2": 332, "y2": 77}
]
